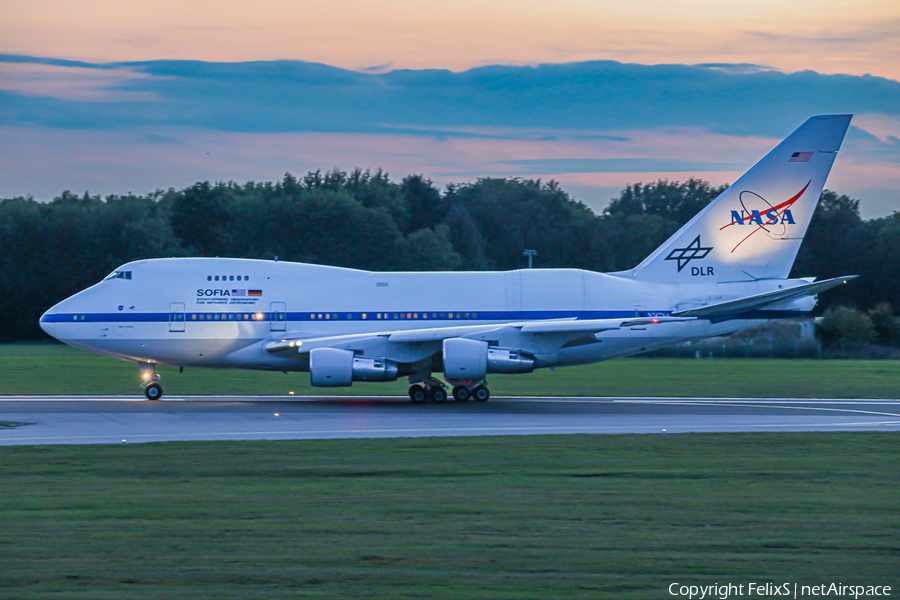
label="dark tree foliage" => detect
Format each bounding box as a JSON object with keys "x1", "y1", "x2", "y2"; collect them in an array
[
  {"x1": 1, "y1": 173, "x2": 895, "y2": 341},
  {"x1": 170, "y1": 182, "x2": 231, "y2": 256},
  {"x1": 445, "y1": 178, "x2": 599, "y2": 270},
  {"x1": 599, "y1": 179, "x2": 727, "y2": 271},
  {"x1": 0, "y1": 192, "x2": 182, "y2": 341},
  {"x1": 605, "y1": 180, "x2": 728, "y2": 224},
  {"x1": 867, "y1": 303, "x2": 900, "y2": 347}
]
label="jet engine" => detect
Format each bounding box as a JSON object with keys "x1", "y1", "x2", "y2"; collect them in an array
[
  {"x1": 442, "y1": 338, "x2": 488, "y2": 379},
  {"x1": 486, "y1": 348, "x2": 534, "y2": 374},
  {"x1": 309, "y1": 348, "x2": 399, "y2": 387},
  {"x1": 442, "y1": 339, "x2": 534, "y2": 379}
]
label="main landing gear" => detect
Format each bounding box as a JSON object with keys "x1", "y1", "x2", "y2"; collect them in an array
[
  {"x1": 452, "y1": 382, "x2": 489, "y2": 402},
  {"x1": 409, "y1": 378, "x2": 490, "y2": 403},
  {"x1": 409, "y1": 378, "x2": 447, "y2": 403},
  {"x1": 140, "y1": 363, "x2": 163, "y2": 400}
]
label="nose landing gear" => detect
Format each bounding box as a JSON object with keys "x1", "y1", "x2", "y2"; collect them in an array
[
  {"x1": 144, "y1": 382, "x2": 163, "y2": 400},
  {"x1": 139, "y1": 363, "x2": 163, "y2": 400}
]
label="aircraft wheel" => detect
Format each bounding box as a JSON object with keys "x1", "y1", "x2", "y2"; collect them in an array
[
  {"x1": 144, "y1": 383, "x2": 163, "y2": 401},
  {"x1": 429, "y1": 386, "x2": 447, "y2": 403},
  {"x1": 409, "y1": 384, "x2": 427, "y2": 403},
  {"x1": 452, "y1": 386, "x2": 470, "y2": 402},
  {"x1": 472, "y1": 385, "x2": 490, "y2": 402}
]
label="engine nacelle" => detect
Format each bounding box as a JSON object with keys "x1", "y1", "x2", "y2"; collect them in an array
[
  {"x1": 310, "y1": 348, "x2": 400, "y2": 387},
  {"x1": 487, "y1": 348, "x2": 534, "y2": 374},
  {"x1": 351, "y1": 356, "x2": 399, "y2": 382},
  {"x1": 443, "y1": 338, "x2": 488, "y2": 380},
  {"x1": 310, "y1": 348, "x2": 353, "y2": 387}
]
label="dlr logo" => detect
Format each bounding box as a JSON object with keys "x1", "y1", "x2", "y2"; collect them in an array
[{"x1": 692, "y1": 266, "x2": 714, "y2": 276}]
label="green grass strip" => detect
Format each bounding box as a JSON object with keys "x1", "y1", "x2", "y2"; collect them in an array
[
  {"x1": 3, "y1": 342, "x2": 900, "y2": 397},
  {"x1": 0, "y1": 433, "x2": 897, "y2": 598}
]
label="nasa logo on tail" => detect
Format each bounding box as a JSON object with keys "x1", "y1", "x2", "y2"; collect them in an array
[{"x1": 720, "y1": 180, "x2": 811, "y2": 253}]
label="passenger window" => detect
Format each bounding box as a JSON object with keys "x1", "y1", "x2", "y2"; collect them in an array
[
  {"x1": 215, "y1": 276, "x2": 219, "y2": 281},
  {"x1": 207, "y1": 276, "x2": 212, "y2": 281},
  {"x1": 230, "y1": 276, "x2": 234, "y2": 281}
]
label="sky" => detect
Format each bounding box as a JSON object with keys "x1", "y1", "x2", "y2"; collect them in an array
[{"x1": 2, "y1": 0, "x2": 899, "y2": 217}]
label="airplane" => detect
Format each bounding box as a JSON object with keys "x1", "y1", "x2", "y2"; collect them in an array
[{"x1": 40, "y1": 114, "x2": 856, "y2": 402}]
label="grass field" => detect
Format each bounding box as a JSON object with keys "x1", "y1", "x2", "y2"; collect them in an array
[
  {"x1": 1, "y1": 342, "x2": 899, "y2": 398},
  {"x1": 0, "y1": 433, "x2": 896, "y2": 599}
]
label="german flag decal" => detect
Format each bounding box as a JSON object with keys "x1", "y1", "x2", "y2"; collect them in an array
[{"x1": 248, "y1": 290, "x2": 262, "y2": 297}]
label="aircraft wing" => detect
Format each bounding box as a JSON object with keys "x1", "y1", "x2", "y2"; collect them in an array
[
  {"x1": 671, "y1": 275, "x2": 857, "y2": 318},
  {"x1": 264, "y1": 316, "x2": 693, "y2": 356}
]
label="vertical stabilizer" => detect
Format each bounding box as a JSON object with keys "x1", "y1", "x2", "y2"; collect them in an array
[{"x1": 629, "y1": 115, "x2": 851, "y2": 283}]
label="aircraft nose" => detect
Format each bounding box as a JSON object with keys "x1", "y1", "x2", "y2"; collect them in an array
[{"x1": 40, "y1": 297, "x2": 75, "y2": 342}]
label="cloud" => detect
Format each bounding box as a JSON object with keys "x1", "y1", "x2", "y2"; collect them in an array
[
  {"x1": 692, "y1": 63, "x2": 776, "y2": 74},
  {"x1": 2, "y1": 55, "x2": 899, "y2": 138},
  {"x1": 502, "y1": 158, "x2": 748, "y2": 174},
  {"x1": 2, "y1": 55, "x2": 898, "y2": 217}
]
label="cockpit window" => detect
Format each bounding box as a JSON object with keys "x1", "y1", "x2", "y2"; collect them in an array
[{"x1": 103, "y1": 270, "x2": 132, "y2": 281}]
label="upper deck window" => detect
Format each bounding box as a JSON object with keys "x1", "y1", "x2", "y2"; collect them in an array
[
  {"x1": 207, "y1": 275, "x2": 249, "y2": 281},
  {"x1": 103, "y1": 271, "x2": 132, "y2": 281}
]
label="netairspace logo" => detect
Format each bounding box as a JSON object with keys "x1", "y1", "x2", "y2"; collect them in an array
[{"x1": 668, "y1": 582, "x2": 892, "y2": 600}]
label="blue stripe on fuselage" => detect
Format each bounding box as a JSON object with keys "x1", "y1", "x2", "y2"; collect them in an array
[{"x1": 40, "y1": 309, "x2": 810, "y2": 323}]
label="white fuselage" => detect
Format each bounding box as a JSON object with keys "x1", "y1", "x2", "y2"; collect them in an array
[{"x1": 40, "y1": 257, "x2": 813, "y2": 372}]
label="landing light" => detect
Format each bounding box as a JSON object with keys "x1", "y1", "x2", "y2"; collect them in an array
[{"x1": 141, "y1": 372, "x2": 151, "y2": 380}]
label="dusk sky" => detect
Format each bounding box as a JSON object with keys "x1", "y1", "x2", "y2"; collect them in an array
[{"x1": 2, "y1": 0, "x2": 899, "y2": 217}]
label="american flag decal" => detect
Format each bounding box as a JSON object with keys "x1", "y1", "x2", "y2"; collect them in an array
[
  {"x1": 231, "y1": 289, "x2": 246, "y2": 296},
  {"x1": 789, "y1": 151, "x2": 813, "y2": 163}
]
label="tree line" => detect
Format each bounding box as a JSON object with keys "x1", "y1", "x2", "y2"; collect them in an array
[{"x1": 1, "y1": 170, "x2": 897, "y2": 341}]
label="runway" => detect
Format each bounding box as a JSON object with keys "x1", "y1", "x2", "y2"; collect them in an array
[{"x1": 1, "y1": 395, "x2": 898, "y2": 445}]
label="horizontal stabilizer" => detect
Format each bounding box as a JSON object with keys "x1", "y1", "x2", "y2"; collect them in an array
[{"x1": 672, "y1": 275, "x2": 857, "y2": 318}]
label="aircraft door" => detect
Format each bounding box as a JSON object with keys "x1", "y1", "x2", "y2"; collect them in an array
[
  {"x1": 169, "y1": 302, "x2": 186, "y2": 332},
  {"x1": 270, "y1": 301, "x2": 286, "y2": 332}
]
